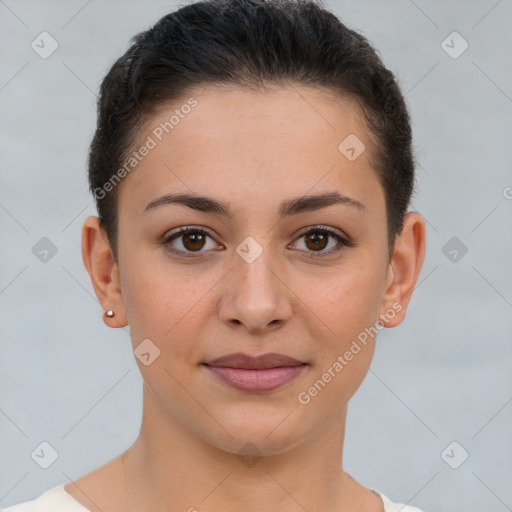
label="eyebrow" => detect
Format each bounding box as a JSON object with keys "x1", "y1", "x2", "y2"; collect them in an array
[{"x1": 143, "y1": 190, "x2": 366, "y2": 218}]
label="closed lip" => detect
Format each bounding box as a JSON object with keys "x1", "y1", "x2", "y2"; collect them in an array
[{"x1": 203, "y1": 352, "x2": 306, "y2": 370}]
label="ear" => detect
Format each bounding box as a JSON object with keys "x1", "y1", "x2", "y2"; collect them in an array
[
  {"x1": 378, "y1": 211, "x2": 426, "y2": 328},
  {"x1": 81, "y1": 216, "x2": 128, "y2": 328}
]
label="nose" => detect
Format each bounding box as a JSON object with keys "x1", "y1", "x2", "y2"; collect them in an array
[{"x1": 218, "y1": 243, "x2": 293, "y2": 334}]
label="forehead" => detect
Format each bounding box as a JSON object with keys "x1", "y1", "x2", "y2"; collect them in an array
[
  {"x1": 148, "y1": 83, "x2": 369, "y2": 139},
  {"x1": 117, "y1": 84, "x2": 383, "y2": 218}
]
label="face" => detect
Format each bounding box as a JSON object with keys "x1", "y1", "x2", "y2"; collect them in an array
[{"x1": 111, "y1": 84, "x2": 398, "y2": 455}]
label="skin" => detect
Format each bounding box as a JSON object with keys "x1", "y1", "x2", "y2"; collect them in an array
[{"x1": 74, "y1": 84, "x2": 426, "y2": 512}]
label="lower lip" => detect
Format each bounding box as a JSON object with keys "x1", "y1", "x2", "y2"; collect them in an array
[{"x1": 204, "y1": 364, "x2": 307, "y2": 392}]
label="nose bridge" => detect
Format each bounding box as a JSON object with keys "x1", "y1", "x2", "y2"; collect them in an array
[
  {"x1": 219, "y1": 232, "x2": 292, "y2": 331},
  {"x1": 235, "y1": 233, "x2": 281, "y2": 300}
]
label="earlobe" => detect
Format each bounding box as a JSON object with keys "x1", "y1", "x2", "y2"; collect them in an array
[
  {"x1": 379, "y1": 212, "x2": 426, "y2": 328},
  {"x1": 81, "y1": 216, "x2": 128, "y2": 328}
]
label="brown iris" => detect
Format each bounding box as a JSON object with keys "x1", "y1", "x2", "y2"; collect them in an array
[
  {"x1": 304, "y1": 231, "x2": 328, "y2": 251},
  {"x1": 182, "y1": 232, "x2": 207, "y2": 251}
]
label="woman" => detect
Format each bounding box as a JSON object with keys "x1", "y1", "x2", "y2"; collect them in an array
[{"x1": 4, "y1": 0, "x2": 428, "y2": 510}]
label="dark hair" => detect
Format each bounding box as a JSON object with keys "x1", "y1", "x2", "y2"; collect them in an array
[{"x1": 88, "y1": 0, "x2": 415, "y2": 262}]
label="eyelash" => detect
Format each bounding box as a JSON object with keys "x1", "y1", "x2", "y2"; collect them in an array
[{"x1": 162, "y1": 225, "x2": 355, "y2": 259}]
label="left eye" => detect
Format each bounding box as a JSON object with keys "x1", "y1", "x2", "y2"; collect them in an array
[{"x1": 291, "y1": 227, "x2": 345, "y2": 255}]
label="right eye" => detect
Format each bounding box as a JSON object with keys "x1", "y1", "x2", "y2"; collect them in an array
[{"x1": 162, "y1": 226, "x2": 223, "y2": 257}]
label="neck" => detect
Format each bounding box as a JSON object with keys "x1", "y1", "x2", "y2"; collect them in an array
[{"x1": 121, "y1": 384, "x2": 363, "y2": 512}]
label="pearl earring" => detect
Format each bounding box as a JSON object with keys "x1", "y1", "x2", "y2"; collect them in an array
[{"x1": 105, "y1": 310, "x2": 115, "y2": 318}]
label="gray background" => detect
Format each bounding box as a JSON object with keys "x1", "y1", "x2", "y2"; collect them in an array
[{"x1": 1, "y1": 0, "x2": 511, "y2": 510}]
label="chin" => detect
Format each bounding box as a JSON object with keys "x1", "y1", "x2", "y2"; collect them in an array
[{"x1": 200, "y1": 415, "x2": 306, "y2": 459}]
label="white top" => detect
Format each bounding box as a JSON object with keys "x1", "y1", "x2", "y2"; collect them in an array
[{"x1": 2, "y1": 483, "x2": 427, "y2": 511}]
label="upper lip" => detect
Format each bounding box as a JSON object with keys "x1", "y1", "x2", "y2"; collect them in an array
[{"x1": 204, "y1": 352, "x2": 306, "y2": 369}]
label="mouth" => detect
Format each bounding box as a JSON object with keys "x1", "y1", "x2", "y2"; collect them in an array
[
  {"x1": 204, "y1": 352, "x2": 306, "y2": 370},
  {"x1": 202, "y1": 352, "x2": 308, "y2": 392}
]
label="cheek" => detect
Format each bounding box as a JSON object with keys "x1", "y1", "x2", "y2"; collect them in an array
[
  {"x1": 294, "y1": 276, "x2": 382, "y2": 413},
  {"x1": 295, "y1": 259, "x2": 384, "y2": 389},
  {"x1": 119, "y1": 254, "x2": 173, "y2": 333},
  {"x1": 120, "y1": 251, "x2": 215, "y2": 363},
  {"x1": 306, "y1": 261, "x2": 384, "y2": 337}
]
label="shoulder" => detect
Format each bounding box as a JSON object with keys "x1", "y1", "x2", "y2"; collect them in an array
[
  {"x1": 372, "y1": 488, "x2": 430, "y2": 512},
  {"x1": 1, "y1": 483, "x2": 89, "y2": 512}
]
